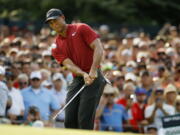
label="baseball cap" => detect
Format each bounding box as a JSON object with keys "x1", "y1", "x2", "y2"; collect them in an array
[
  {"x1": 125, "y1": 73, "x2": 137, "y2": 82},
  {"x1": 30, "y1": 71, "x2": 42, "y2": 79},
  {"x1": 45, "y1": 8, "x2": 63, "y2": 23},
  {"x1": 164, "y1": 84, "x2": 177, "y2": 95},
  {"x1": 135, "y1": 87, "x2": 147, "y2": 95},
  {"x1": 52, "y1": 73, "x2": 63, "y2": 81}
]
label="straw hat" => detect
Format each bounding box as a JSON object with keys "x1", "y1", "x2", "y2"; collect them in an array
[
  {"x1": 103, "y1": 84, "x2": 119, "y2": 96},
  {"x1": 164, "y1": 84, "x2": 177, "y2": 95}
]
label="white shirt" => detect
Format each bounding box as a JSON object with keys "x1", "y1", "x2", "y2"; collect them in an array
[
  {"x1": 8, "y1": 87, "x2": 25, "y2": 115},
  {"x1": 0, "y1": 81, "x2": 9, "y2": 116},
  {"x1": 52, "y1": 88, "x2": 67, "y2": 120},
  {"x1": 145, "y1": 103, "x2": 175, "y2": 129}
]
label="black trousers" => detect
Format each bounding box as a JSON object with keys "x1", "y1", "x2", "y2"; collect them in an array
[{"x1": 64, "y1": 70, "x2": 106, "y2": 129}]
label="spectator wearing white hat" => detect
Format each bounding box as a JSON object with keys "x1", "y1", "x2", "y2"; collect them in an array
[
  {"x1": 125, "y1": 72, "x2": 137, "y2": 84},
  {"x1": 164, "y1": 84, "x2": 177, "y2": 106},
  {"x1": 116, "y1": 82, "x2": 136, "y2": 127},
  {"x1": 51, "y1": 73, "x2": 67, "y2": 127},
  {"x1": 21, "y1": 71, "x2": 60, "y2": 121},
  {"x1": 42, "y1": 50, "x2": 52, "y2": 68},
  {"x1": 96, "y1": 84, "x2": 128, "y2": 132}
]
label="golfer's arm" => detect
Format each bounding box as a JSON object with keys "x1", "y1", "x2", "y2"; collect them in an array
[
  {"x1": 89, "y1": 38, "x2": 103, "y2": 71},
  {"x1": 62, "y1": 58, "x2": 86, "y2": 76}
]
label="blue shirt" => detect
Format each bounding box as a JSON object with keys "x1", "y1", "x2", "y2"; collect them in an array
[
  {"x1": 100, "y1": 103, "x2": 128, "y2": 132},
  {"x1": 21, "y1": 86, "x2": 59, "y2": 120}
]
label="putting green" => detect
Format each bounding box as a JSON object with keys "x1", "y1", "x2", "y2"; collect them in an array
[{"x1": 0, "y1": 125, "x2": 142, "y2": 135}]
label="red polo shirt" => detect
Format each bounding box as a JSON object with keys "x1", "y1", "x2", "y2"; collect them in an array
[{"x1": 51, "y1": 23, "x2": 99, "y2": 74}]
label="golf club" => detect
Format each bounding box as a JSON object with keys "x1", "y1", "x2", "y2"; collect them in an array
[
  {"x1": 52, "y1": 73, "x2": 111, "y2": 120},
  {"x1": 52, "y1": 84, "x2": 86, "y2": 120}
]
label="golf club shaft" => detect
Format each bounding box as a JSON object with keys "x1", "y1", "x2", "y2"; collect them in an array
[{"x1": 53, "y1": 84, "x2": 86, "y2": 120}]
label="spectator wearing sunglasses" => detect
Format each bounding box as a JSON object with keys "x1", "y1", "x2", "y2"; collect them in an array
[
  {"x1": 21, "y1": 71, "x2": 59, "y2": 123},
  {"x1": 96, "y1": 84, "x2": 129, "y2": 132},
  {"x1": 17, "y1": 73, "x2": 29, "y2": 90}
]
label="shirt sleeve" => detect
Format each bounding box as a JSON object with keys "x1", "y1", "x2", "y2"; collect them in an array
[
  {"x1": 51, "y1": 42, "x2": 68, "y2": 65},
  {"x1": 79, "y1": 23, "x2": 99, "y2": 46},
  {"x1": 145, "y1": 105, "x2": 153, "y2": 118}
]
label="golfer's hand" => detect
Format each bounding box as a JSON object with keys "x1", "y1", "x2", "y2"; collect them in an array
[
  {"x1": 83, "y1": 72, "x2": 93, "y2": 85},
  {"x1": 89, "y1": 70, "x2": 97, "y2": 83}
]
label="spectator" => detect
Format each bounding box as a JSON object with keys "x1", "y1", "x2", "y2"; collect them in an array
[
  {"x1": 21, "y1": 71, "x2": 60, "y2": 122},
  {"x1": 6, "y1": 73, "x2": 25, "y2": 124},
  {"x1": 51, "y1": 73, "x2": 67, "y2": 127},
  {"x1": 17, "y1": 73, "x2": 29, "y2": 90},
  {"x1": 145, "y1": 88, "x2": 175, "y2": 129},
  {"x1": 96, "y1": 84, "x2": 128, "y2": 132},
  {"x1": 139, "y1": 70, "x2": 154, "y2": 102},
  {"x1": 129, "y1": 88, "x2": 147, "y2": 133},
  {"x1": 164, "y1": 84, "x2": 177, "y2": 106},
  {"x1": 25, "y1": 106, "x2": 43, "y2": 127},
  {"x1": 117, "y1": 82, "x2": 135, "y2": 108}
]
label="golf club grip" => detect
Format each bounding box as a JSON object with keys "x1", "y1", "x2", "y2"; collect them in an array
[{"x1": 53, "y1": 84, "x2": 86, "y2": 120}]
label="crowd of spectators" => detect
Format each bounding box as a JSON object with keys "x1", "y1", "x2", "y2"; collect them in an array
[{"x1": 0, "y1": 21, "x2": 180, "y2": 135}]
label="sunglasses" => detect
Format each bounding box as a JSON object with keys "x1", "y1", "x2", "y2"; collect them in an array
[
  {"x1": 103, "y1": 93, "x2": 114, "y2": 97},
  {"x1": 19, "y1": 82, "x2": 28, "y2": 85},
  {"x1": 31, "y1": 78, "x2": 40, "y2": 81}
]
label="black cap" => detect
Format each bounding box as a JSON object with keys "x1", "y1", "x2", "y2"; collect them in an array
[{"x1": 45, "y1": 8, "x2": 63, "y2": 23}]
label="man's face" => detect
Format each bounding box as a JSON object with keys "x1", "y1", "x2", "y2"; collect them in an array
[
  {"x1": 53, "y1": 79, "x2": 62, "y2": 90},
  {"x1": 166, "y1": 92, "x2": 177, "y2": 102},
  {"x1": 48, "y1": 16, "x2": 66, "y2": 34},
  {"x1": 141, "y1": 75, "x2": 152, "y2": 86},
  {"x1": 103, "y1": 93, "x2": 115, "y2": 104},
  {"x1": 136, "y1": 94, "x2": 146, "y2": 103},
  {"x1": 30, "y1": 78, "x2": 41, "y2": 89}
]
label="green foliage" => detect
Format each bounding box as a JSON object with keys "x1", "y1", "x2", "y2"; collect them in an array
[{"x1": 0, "y1": 0, "x2": 180, "y2": 25}]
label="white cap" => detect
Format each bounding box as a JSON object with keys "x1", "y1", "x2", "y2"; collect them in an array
[
  {"x1": 42, "y1": 80, "x2": 52, "y2": 87},
  {"x1": 52, "y1": 73, "x2": 63, "y2": 81},
  {"x1": 0, "y1": 66, "x2": 5, "y2": 75},
  {"x1": 126, "y1": 61, "x2": 137, "y2": 68},
  {"x1": 30, "y1": 71, "x2": 42, "y2": 79},
  {"x1": 125, "y1": 73, "x2": 137, "y2": 82}
]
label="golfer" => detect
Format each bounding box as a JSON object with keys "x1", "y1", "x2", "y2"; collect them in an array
[{"x1": 45, "y1": 8, "x2": 106, "y2": 129}]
